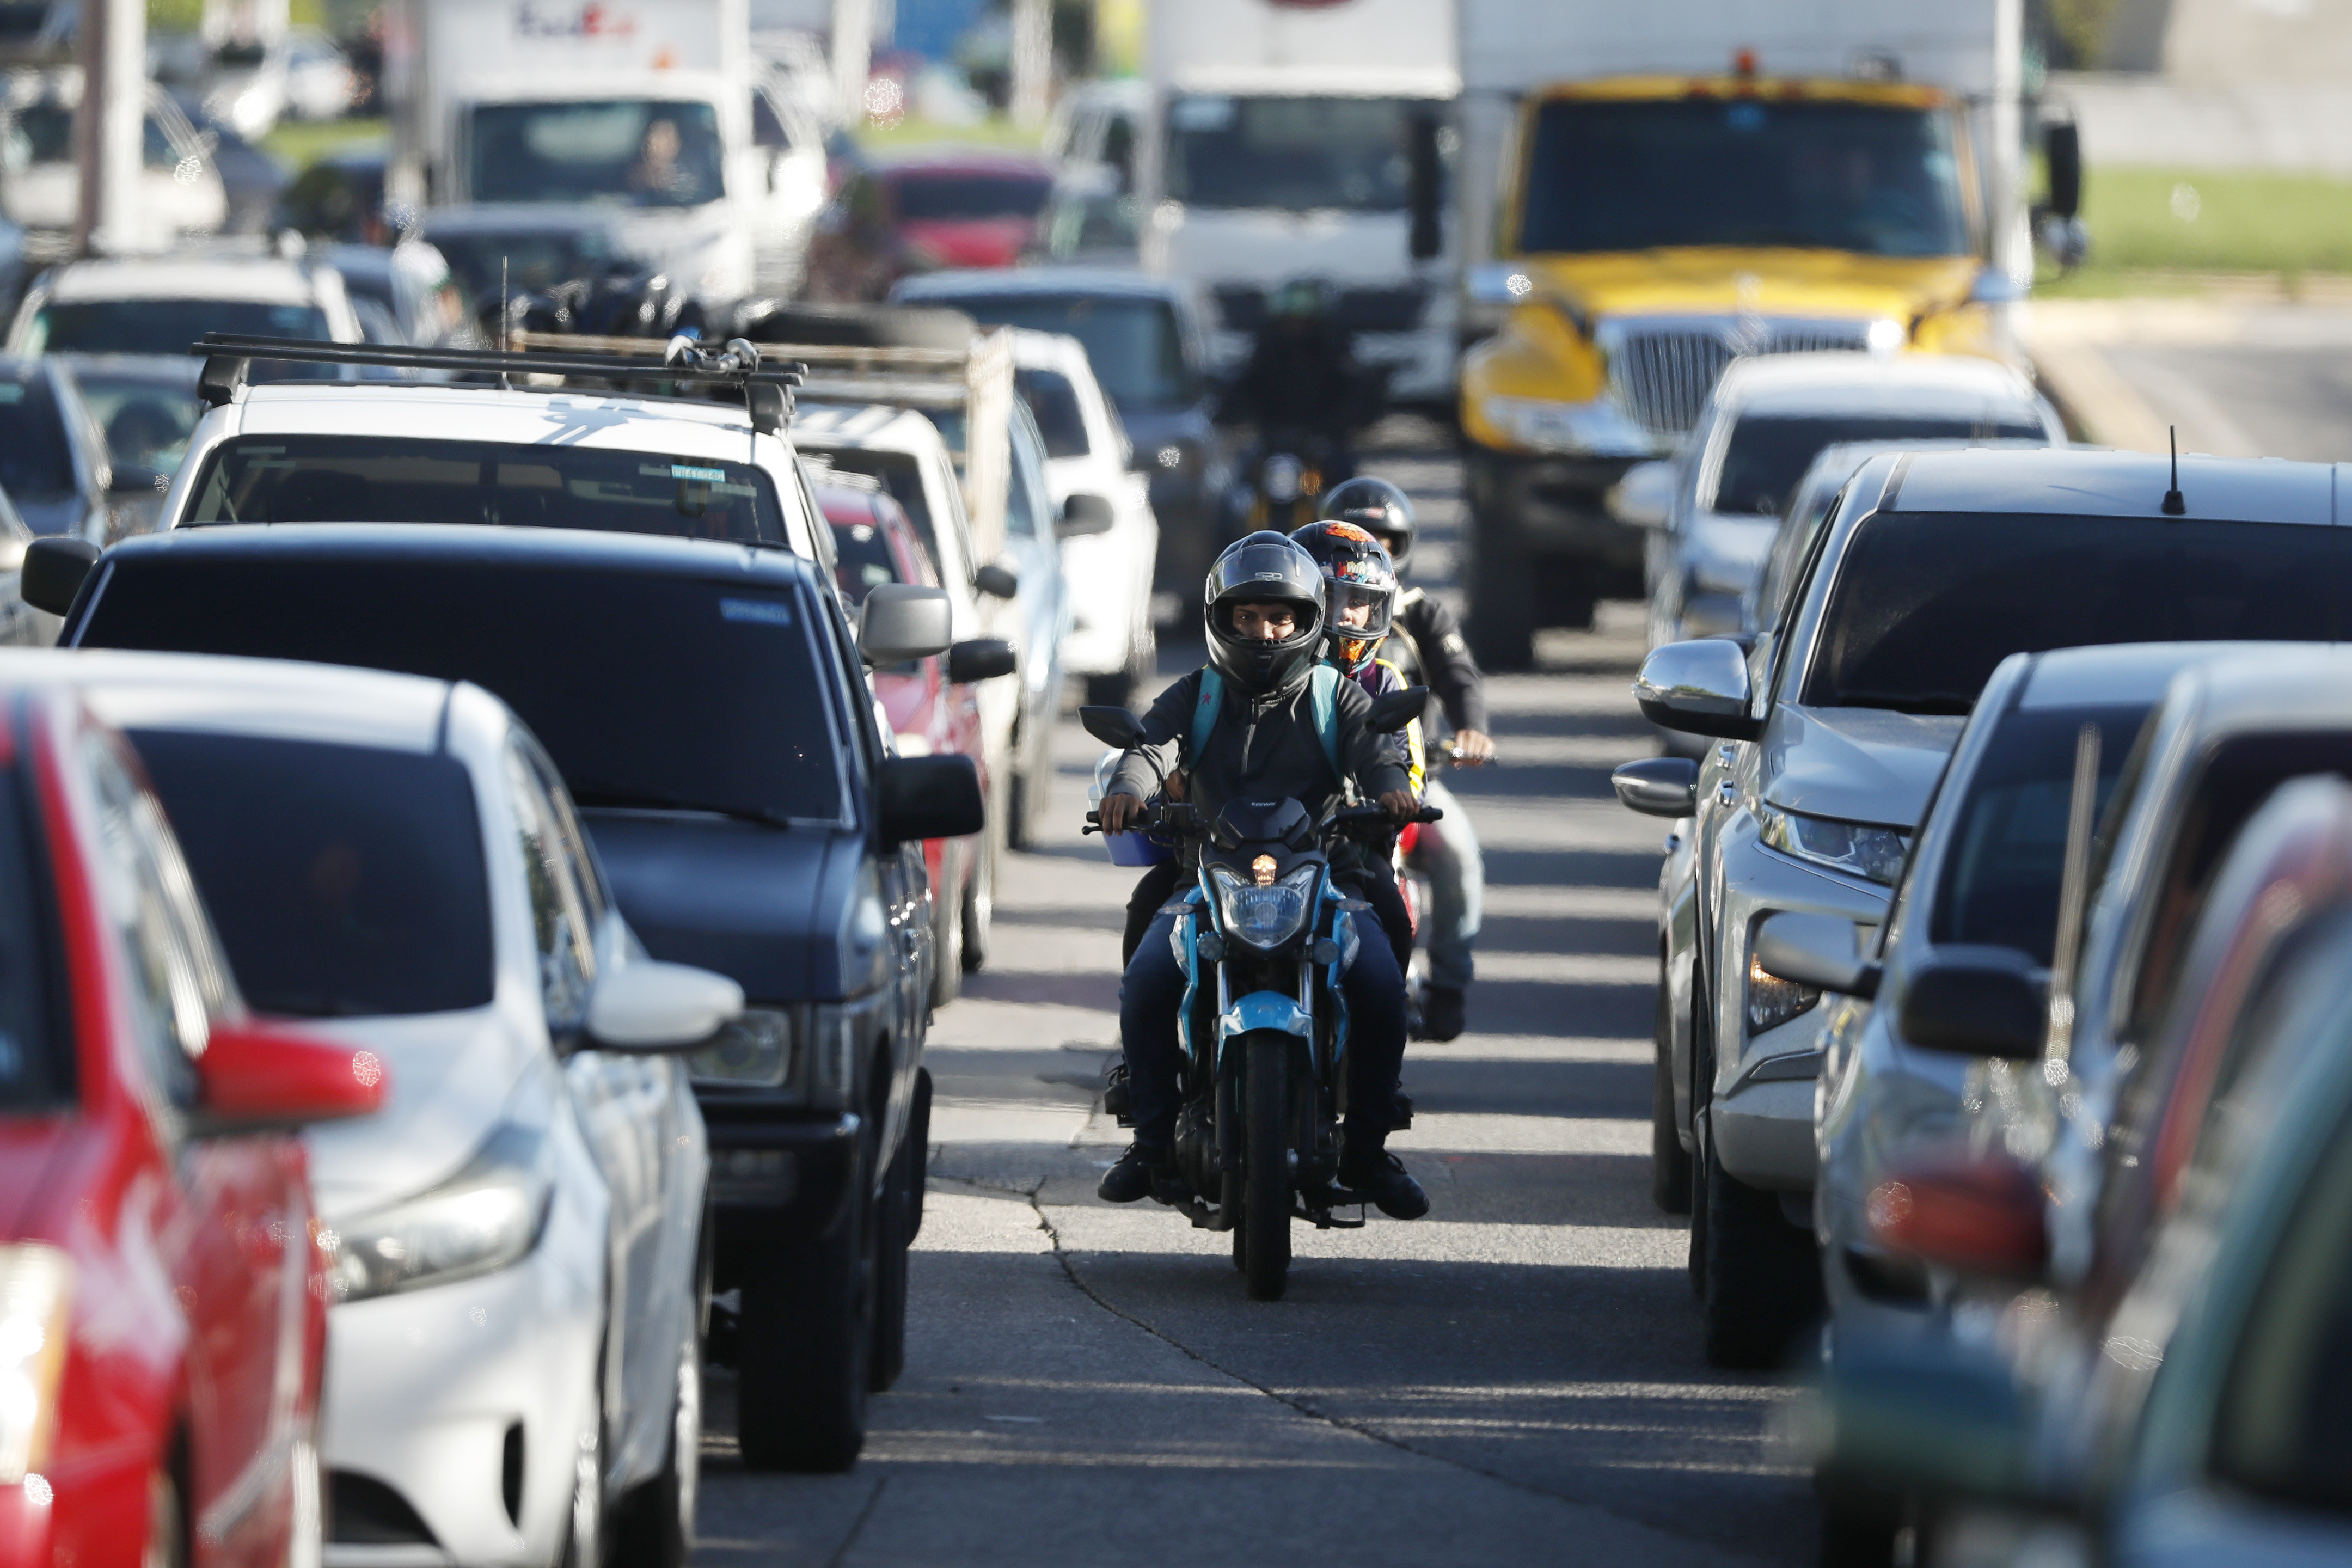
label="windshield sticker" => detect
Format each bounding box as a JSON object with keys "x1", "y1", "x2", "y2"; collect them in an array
[
  {"x1": 651, "y1": 464, "x2": 728, "y2": 483},
  {"x1": 721, "y1": 598, "x2": 794, "y2": 626}
]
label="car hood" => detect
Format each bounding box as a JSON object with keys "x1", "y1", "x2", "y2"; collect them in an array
[
  {"x1": 584, "y1": 812, "x2": 865, "y2": 1002},
  {"x1": 1763, "y1": 704, "x2": 1967, "y2": 829},
  {"x1": 297, "y1": 1006, "x2": 536, "y2": 1221}
]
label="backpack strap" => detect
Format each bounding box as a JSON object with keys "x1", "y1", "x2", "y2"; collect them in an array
[
  {"x1": 1189, "y1": 667, "x2": 1224, "y2": 764},
  {"x1": 1308, "y1": 664, "x2": 1343, "y2": 786}
]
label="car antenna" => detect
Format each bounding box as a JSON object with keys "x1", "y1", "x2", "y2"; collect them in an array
[
  {"x1": 499, "y1": 255, "x2": 511, "y2": 391},
  {"x1": 2162, "y1": 425, "x2": 2185, "y2": 515}
]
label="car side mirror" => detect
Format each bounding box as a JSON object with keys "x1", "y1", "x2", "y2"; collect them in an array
[
  {"x1": 1079, "y1": 705, "x2": 1144, "y2": 750},
  {"x1": 585, "y1": 960, "x2": 744, "y2": 1052},
  {"x1": 1610, "y1": 460, "x2": 1676, "y2": 529},
  {"x1": 946, "y1": 636, "x2": 1018, "y2": 683},
  {"x1": 21, "y1": 536, "x2": 99, "y2": 617},
  {"x1": 1365, "y1": 685, "x2": 1428, "y2": 733},
  {"x1": 859, "y1": 583, "x2": 952, "y2": 665},
  {"x1": 108, "y1": 464, "x2": 164, "y2": 497},
  {"x1": 1611, "y1": 756, "x2": 1698, "y2": 819},
  {"x1": 1897, "y1": 947, "x2": 2046, "y2": 1059},
  {"x1": 972, "y1": 561, "x2": 1020, "y2": 600},
  {"x1": 1754, "y1": 911, "x2": 1880, "y2": 999},
  {"x1": 1870, "y1": 1146, "x2": 2048, "y2": 1280},
  {"x1": 1633, "y1": 639, "x2": 1759, "y2": 740},
  {"x1": 878, "y1": 754, "x2": 985, "y2": 845},
  {"x1": 1056, "y1": 492, "x2": 1116, "y2": 539},
  {"x1": 191, "y1": 1019, "x2": 387, "y2": 1136}
]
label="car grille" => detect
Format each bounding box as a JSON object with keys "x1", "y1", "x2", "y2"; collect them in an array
[{"x1": 1606, "y1": 319, "x2": 1874, "y2": 437}]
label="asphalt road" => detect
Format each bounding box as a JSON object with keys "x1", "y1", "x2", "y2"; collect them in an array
[{"x1": 694, "y1": 440, "x2": 1814, "y2": 1567}]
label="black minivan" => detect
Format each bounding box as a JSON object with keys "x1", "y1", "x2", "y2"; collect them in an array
[{"x1": 38, "y1": 522, "x2": 982, "y2": 1472}]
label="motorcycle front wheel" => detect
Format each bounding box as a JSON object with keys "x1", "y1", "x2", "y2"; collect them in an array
[{"x1": 1242, "y1": 1030, "x2": 1294, "y2": 1301}]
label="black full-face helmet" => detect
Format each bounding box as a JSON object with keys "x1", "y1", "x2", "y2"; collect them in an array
[
  {"x1": 1203, "y1": 531, "x2": 1327, "y2": 697},
  {"x1": 1290, "y1": 519, "x2": 1398, "y2": 678},
  {"x1": 1319, "y1": 476, "x2": 1416, "y2": 574}
]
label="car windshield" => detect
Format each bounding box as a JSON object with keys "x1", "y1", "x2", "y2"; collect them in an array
[
  {"x1": 1015, "y1": 368, "x2": 1088, "y2": 458},
  {"x1": 0, "y1": 367, "x2": 76, "y2": 503},
  {"x1": 130, "y1": 731, "x2": 494, "y2": 1019},
  {"x1": 802, "y1": 445, "x2": 939, "y2": 563},
  {"x1": 81, "y1": 559, "x2": 848, "y2": 824},
  {"x1": 469, "y1": 100, "x2": 725, "y2": 207},
  {"x1": 1167, "y1": 94, "x2": 1415, "y2": 212},
  {"x1": 26, "y1": 301, "x2": 333, "y2": 360},
  {"x1": 1521, "y1": 99, "x2": 1970, "y2": 257},
  {"x1": 1928, "y1": 703, "x2": 2151, "y2": 964},
  {"x1": 424, "y1": 228, "x2": 622, "y2": 302},
  {"x1": 892, "y1": 173, "x2": 1051, "y2": 221},
  {"x1": 0, "y1": 767, "x2": 64, "y2": 1111},
  {"x1": 932, "y1": 295, "x2": 1190, "y2": 410},
  {"x1": 183, "y1": 435, "x2": 790, "y2": 544},
  {"x1": 1713, "y1": 414, "x2": 2044, "y2": 517},
  {"x1": 1804, "y1": 514, "x2": 2344, "y2": 714},
  {"x1": 71, "y1": 367, "x2": 203, "y2": 477}
]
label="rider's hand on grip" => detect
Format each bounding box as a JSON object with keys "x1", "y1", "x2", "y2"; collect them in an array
[{"x1": 1097, "y1": 791, "x2": 1144, "y2": 835}]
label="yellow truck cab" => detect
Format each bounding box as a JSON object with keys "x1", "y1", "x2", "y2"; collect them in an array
[{"x1": 1457, "y1": 69, "x2": 2023, "y2": 667}]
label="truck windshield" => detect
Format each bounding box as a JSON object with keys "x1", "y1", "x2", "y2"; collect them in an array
[
  {"x1": 1804, "y1": 513, "x2": 2343, "y2": 714},
  {"x1": 469, "y1": 100, "x2": 725, "y2": 207},
  {"x1": 1520, "y1": 99, "x2": 1969, "y2": 258},
  {"x1": 27, "y1": 301, "x2": 333, "y2": 359},
  {"x1": 926, "y1": 294, "x2": 1192, "y2": 411},
  {"x1": 1167, "y1": 94, "x2": 1414, "y2": 213},
  {"x1": 183, "y1": 434, "x2": 790, "y2": 544}
]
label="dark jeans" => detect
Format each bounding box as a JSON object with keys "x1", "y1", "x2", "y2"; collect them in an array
[
  {"x1": 1118, "y1": 903, "x2": 1409, "y2": 1157},
  {"x1": 1123, "y1": 860, "x2": 1414, "y2": 975}
]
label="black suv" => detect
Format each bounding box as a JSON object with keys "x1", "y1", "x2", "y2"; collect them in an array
[{"x1": 39, "y1": 522, "x2": 982, "y2": 1472}]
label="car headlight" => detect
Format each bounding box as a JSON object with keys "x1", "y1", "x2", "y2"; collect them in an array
[
  {"x1": 686, "y1": 1007, "x2": 795, "y2": 1088},
  {"x1": 1212, "y1": 863, "x2": 1319, "y2": 950},
  {"x1": 1478, "y1": 394, "x2": 1654, "y2": 458},
  {"x1": 0, "y1": 1245, "x2": 69, "y2": 1486},
  {"x1": 1756, "y1": 802, "x2": 1910, "y2": 886},
  {"x1": 328, "y1": 1123, "x2": 553, "y2": 1302},
  {"x1": 1746, "y1": 946, "x2": 1820, "y2": 1035}
]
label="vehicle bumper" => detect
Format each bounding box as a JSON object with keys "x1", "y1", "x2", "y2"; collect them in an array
[
  {"x1": 699, "y1": 1106, "x2": 862, "y2": 1283},
  {"x1": 1463, "y1": 446, "x2": 1647, "y2": 577},
  {"x1": 1816, "y1": 1012, "x2": 1973, "y2": 1329}
]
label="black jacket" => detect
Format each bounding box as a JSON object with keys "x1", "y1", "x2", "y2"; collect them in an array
[
  {"x1": 1109, "y1": 667, "x2": 1410, "y2": 862},
  {"x1": 1381, "y1": 587, "x2": 1488, "y2": 736}
]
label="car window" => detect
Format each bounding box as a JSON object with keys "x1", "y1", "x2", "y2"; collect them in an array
[
  {"x1": 71, "y1": 371, "x2": 204, "y2": 480},
  {"x1": 803, "y1": 443, "x2": 970, "y2": 589},
  {"x1": 131, "y1": 729, "x2": 495, "y2": 1019},
  {"x1": 469, "y1": 99, "x2": 725, "y2": 208},
  {"x1": 27, "y1": 301, "x2": 333, "y2": 359},
  {"x1": 505, "y1": 739, "x2": 597, "y2": 1028},
  {"x1": 891, "y1": 173, "x2": 1051, "y2": 221},
  {"x1": 1804, "y1": 513, "x2": 2344, "y2": 715},
  {"x1": 0, "y1": 366, "x2": 76, "y2": 505},
  {"x1": 1015, "y1": 367, "x2": 1090, "y2": 458},
  {"x1": 185, "y1": 434, "x2": 792, "y2": 545},
  {"x1": 829, "y1": 513, "x2": 903, "y2": 602},
  {"x1": 1006, "y1": 405, "x2": 1054, "y2": 541},
  {"x1": 1928, "y1": 703, "x2": 2152, "y2": 964},
  {"x1": 1710, "y1": 413, "x2": 2046, "y2": 518},
  {"x1": 519, "y1": 735, "x2": 611, "y2": 924},
  {"x1": 0, "y1": 762, "x2": 63, "y2": 1111},
  {"x1": 918, "y1": 294, "x2": 1191, "y2": 411},
  {"x1": 79, "y1": 558, "x2": 854, "y2": 826}
]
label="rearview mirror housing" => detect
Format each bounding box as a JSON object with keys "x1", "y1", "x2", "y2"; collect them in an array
[
  {"x1": 878, "y1": 754, "x2": 985, "y2": 846},
  {"x1": 1633, "y1": 639, "x2": 1759, "y2": 740},
  {"x1": 1610, "y1": 460, "x2": 1677, "y2": 530},
  {"x1": 1079, "y1": 705, "x2": 1144, "y2": 750},
  {"x1": 192, "y1": 1019, "x2": 387, "y2": 1136},
  {"x1": 108, "y1": 464, "x2": 164, "y2": 497},
  {"x1": 1612, "y1": 756, "x2": 1698, "y2": 819},
  {"x1": 946, "y1": 636, "x2": 1018, "y2": 683},
  {"x1": 1056, "y1": 492, "x2": 1116, "y2": 539},
  {"x1": 972, "y1": 562, "x2": 1019, "y2": 600},
  {"x1": 858, "y1": 583, "x2": 952, "y2": 666},
  {"x1": 1366, "y1": 685, "x2": 1428, "y2": 734},
  {"x1": 1754, "y1": 911, "x2": 1880, "y2": 999},
  {"x1": 586, "y1": 960, "x2": 744, "y2": 1052},
  {"x1": 1898, "y1": 947, "x2": 2046, "y2": 1059},
  {"x1": 21, "y1": 536, "x2": 98, "y2": 618}
]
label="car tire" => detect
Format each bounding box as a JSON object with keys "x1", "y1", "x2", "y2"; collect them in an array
[
  {"x1": 869, "y1": 1121, "x2": 916, "y2": 1393},
  {"x1": 1467, "y1": 517, "x2": 1538, "y2": 672},
  {"x1": 611, "y1": 1333, "x2": 700, "y2": 1568},
  {"x1": 1698, "y1": 1134, "x2": 1823, "y2": 1370},
  {"x1": 906, "y1": 1065, "x2": 933, "y2": 1241},
  {"x1": 1652, "y1": 977, "x2": 1692, "y2": 1215},
  {"x1": 735, "y1": 1195, "x2": 871, "y2": 1473},
  {"x1": 929, "y1": 849, "x2": 964, "y2": 1008},
  {"x1": 960, "y1": 824, "x2": 996, "y2": 975}
]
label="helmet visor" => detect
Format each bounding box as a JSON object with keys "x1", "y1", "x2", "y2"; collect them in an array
[{"x1": 1325, "y1": 578, "x2": 1394, "y2": 644}]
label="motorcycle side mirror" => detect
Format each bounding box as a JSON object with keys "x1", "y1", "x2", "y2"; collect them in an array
[
  {"x1": 1079, "y1": 705, "x2": 1144, "y2": 750},
  {"x1": 1366, "y1": 685, "x2": 1428, "y2": 733}
]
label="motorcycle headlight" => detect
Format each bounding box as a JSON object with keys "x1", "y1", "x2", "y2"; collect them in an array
[
  {"x1": 1746, "y1": 946, "x2": 1820, "y2": 1035},
  {"x1": 327, "y1": 1123, "x2": 553, "y2": 1303},
  {"x1": 1756, "y1": 803, "x2": 1910, "y2": 887},
  {"x1": 685, "y1": 1007, "x2": 795, "y2": 1089},
  {"x1": 1477, "y1": 394, "x2": 1655, "y2": 458},
  {"x1": 0, "y1": 1245, "x2": 69, "y2": 1486},
  {"x1": 1212, "y1": 863, "x2": 1319, "y2": 950}
]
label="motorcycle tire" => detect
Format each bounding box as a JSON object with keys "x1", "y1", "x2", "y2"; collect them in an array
[
  {"x1": 1228, "y1": 1177, "x2": 1247, "y2": 1271},
  {"x1": 1242, "y1": 1031, "x2": 1293, "y2": 1301}
]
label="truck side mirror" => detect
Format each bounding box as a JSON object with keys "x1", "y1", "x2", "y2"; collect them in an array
[
  {"x1": 1898, "y1": 948, "x2": 2046, "y2": 1059},
  {"x1": 1080, "y1": 705, "x2": 1144, "y2": 750},
  {"x1": 2044, "y1": 120, "x2": 2082, "y2": 222},
  {"x1": 877, "y1": 754, "x2": 985, "y2": 845},
  {"x1": 858, "y1": 583, "x2": 952, "y2": 665},
  {"x1": 22, "y1": 537, "x2": 99, "y2": 617}
]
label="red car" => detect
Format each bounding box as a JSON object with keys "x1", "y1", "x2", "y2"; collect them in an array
[
  {"x1": 820, "y1": 479, "x2": 1013, "y2": 1000},
  {"x1": 0, "y1": 683, "x2": 385, "y2": 1568},
  {"x1": 805, "y1": 150, "x2": 1054, "y2": 301}
]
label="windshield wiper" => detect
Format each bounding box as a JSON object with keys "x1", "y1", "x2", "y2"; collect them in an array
[
  {"x1": 568, "y1": 782, "x2": 797, "y2": 830},
  {"x1": 1833, "y1": 690, "x2": 1976, "y2": 716}
]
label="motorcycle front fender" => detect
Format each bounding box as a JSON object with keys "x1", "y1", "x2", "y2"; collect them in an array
[{"x1": 1220, "y1": 991, "x2": 1312, "y2": 1045}]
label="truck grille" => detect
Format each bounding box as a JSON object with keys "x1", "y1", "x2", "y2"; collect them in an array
[{"x1": 1605, "y1": 319, "x2": 1874, "y2": 437}]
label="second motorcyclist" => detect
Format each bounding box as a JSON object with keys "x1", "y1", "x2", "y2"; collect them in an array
[{"x1": 1095, "y1": 532, "x2": 1428, "y2": 1219}]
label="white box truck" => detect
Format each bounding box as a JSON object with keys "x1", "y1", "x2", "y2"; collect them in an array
[
  {"x1": 1138, "y1": 0, "x2": 1459, "y2": 406},
  {"x1": 381, "y1": 0, "x2": 773, "y2": 304}
]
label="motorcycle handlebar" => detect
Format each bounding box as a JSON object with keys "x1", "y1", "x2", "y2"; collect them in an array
[{"x1": 1083, "y1": 801, "x2": 1203, "y2": 836}]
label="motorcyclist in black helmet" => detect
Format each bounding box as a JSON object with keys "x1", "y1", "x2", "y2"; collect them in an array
[
  {"x1": 1320, "y1": 477, "x2": 1491, "y2": 1042},
  {"x1": 1096, "y1": 532, "x2": 1428, "y2": 1219}
]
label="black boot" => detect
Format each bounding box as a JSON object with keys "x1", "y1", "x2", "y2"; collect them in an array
[
  {"x1": 1418, "y1": 984, "x2": 1466, "y2": 1043},
  {"x1": 1098, "y1": 1142, "x2": 1168, "y2": 1203},
  {"x1": 1339, "y1": 1142, "x2": 1429, "y2": 1220}
]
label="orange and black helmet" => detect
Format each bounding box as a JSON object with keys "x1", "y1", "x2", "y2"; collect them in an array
[{"x1": 1290, "y1": 519, "x2": 1398, "y2": 677}]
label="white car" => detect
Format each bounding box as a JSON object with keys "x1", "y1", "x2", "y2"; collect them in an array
[
  {"x1": 0, "y1": 76, "x2": 227, "y2": 247},
  {"x1": 1007, "y1": 326, "x2": 1157, "y2": 706},
  {"x1": 203, "y1": 26, "x2": 358, "y2": 139},
  {"x1": 9, "y1": 250, "x2": 366, "y2": 362},
  {"x1": 57, "y1": 650, "x2": 735, "y2": 1568}
]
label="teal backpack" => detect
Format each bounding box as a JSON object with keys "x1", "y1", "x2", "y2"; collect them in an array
[{"x1": 1189, "y1": 665, "x2": 1344, "y2": 786}]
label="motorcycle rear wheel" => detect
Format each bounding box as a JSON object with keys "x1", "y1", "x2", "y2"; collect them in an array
[{"x1": 1242, "y1": 1031, "x2": 1293, "y2": 1301}]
